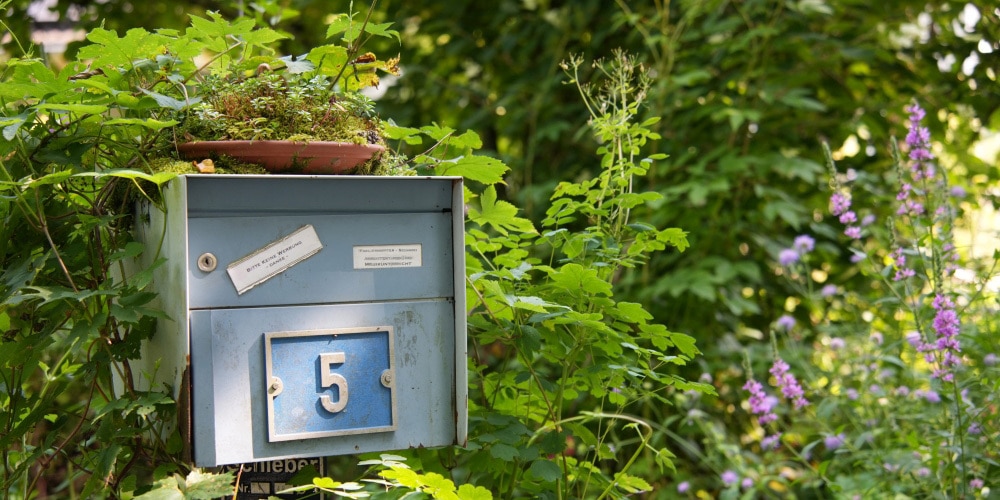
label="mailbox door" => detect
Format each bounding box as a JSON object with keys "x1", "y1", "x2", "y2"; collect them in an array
[{"x1": 190, "y1": 300, "x2": 458, "y2": 467}]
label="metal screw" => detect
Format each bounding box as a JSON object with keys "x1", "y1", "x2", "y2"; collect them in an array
[
  {"x1": 268, "y1": 377, "x2": 283, "y2": 396},
  {"x1": 380, "y1": 370, "x2": 393, "y2": 387}
]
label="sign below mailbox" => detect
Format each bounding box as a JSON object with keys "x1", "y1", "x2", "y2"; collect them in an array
[{"x1": 264, "y1": 327, "x2": 396, "y2": 442}]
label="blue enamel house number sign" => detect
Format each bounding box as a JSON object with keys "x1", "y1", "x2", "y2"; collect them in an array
[
  {"x1": 125, "y1": 175, "x2": 468, "y2": 467},
  {"x1": 265, "y1": 327, "x2": 397, "y2": 441}
]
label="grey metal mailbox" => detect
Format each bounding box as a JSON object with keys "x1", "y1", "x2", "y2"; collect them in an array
[{"x1": 131, "y1": 174, "x2": 467, "y2": 467}]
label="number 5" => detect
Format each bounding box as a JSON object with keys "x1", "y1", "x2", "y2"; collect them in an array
[{"x1": 319, "y1": 352, "x2": 348, "y2": 413}]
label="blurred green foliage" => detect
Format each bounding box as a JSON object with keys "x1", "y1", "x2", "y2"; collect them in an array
[{"x1": 4, "y1": 0, "x2": 999, "y2": 496}]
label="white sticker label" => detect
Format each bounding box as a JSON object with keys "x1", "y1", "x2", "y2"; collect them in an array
[
  {"x1": 353, "y1": 244, "x2": 422, "y2": 269},
  {"x1": 227, "y1": 225, "x2": 323, "y2": 295}
]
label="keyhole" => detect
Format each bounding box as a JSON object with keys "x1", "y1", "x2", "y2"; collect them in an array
[{"x1": 197, "y1": 253, "x2": 218, "y2": 272}]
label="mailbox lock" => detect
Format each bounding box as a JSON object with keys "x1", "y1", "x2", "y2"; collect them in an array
[
  {"x1": 380, "y1": 370, "x2": 393, "y2": 388},
  {"x1": 197, "y1": 252, "x2": 218, "y2": 272}
]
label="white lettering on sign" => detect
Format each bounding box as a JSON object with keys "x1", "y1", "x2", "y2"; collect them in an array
[
  {"x1": 226, "y1": 225, "x2": 323, "y2": 295},
  {"x1": 353, "y1": 244, "x2": 422, "y2": 269},
  {"x1": 319, "y1": 352, "x2": 348, "y2": 413}
]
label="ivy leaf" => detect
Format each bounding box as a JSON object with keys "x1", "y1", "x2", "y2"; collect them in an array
[{"x1": 468, "y1": 185, "x2": 536, "y2": 236}]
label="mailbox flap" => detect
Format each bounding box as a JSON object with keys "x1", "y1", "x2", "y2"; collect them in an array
[{"x1": 190, "y1": 300, "x2": 461, "y2": 466}]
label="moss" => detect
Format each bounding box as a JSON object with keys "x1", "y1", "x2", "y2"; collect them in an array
[{"x1": 179, "y1": 74, "x2": 385, "y2": 147}]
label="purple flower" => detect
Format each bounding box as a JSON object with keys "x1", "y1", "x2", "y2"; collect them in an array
[
  {"x1": 839, "y1": 211, "x2": 857, "y2": 224},
  {"x1": 793, "y1": 235, "x2": 815, "y2": 253},
  {"x1": 917, "y1": 389, "x2": 941, "y2": 403},
  {"x1": 970, "y1": 479, "x2": 984, "y2": 489},
  {"x1": 915, "y1": 467, "x2": 931, "y2": 477},
  {"x1": 829, "y1": 337, "x2": 845, "y2": 350},
  {"x1": 870, "y1": 331, "x2": 884, "y2": 345},
  {"x1": 741, "y1": 477, "x2": 754, "y2": 489},
  {"x1": 821, "y1": 284, "x2": 837, "y2": 297},
  {"x1": 950, "y1": 186, "x2": 967, "y2": 198},
  {"x1": 844, "y1": 226, "x2": 861, "y2": 239},
  {"x1": 985, "y1": 353, "x2": 999, "y2": 366},
  {"x1": 824, "y1": 433, "x2": 846, "y2": 450},
  {"x1": 761, "y1": 434, "x2": 781, "y2": 450},
  {"x1": 861, "y1": 214, "x2": 876, "y2": 226},
  {"x1": 845, "y1": 388, "x2": 858, "y2": 400},
  {"x1": 929, "y1": 294, "x2": 962, "y2": 379},
  {"x1": 744, "y1": 379, "x2": 778, "y2": 426},
  {"x1": 778, "y1": 248, "x2": 800, "y2": 266},
  {"x1": 770, "y1": 359, "x2": 808, "y2": 408},
  {"x1": 905, "y1": 103, "x2": 934, "y2": 166},
  {"x1": 721, "y1": 470, "x2": 739, "y2": 486},
  {"x1": 895, "y1": 386, "x2": 910, "y2": 396},
  {"x1": 830, "y1": 192, "x2": 851, "y2": 216},
  {"x1": 775, "y1": 315, "x2": 796, "y2": 331},
  {"x1": 677, "y1": 481, "x2": 690, "y2": 493}
]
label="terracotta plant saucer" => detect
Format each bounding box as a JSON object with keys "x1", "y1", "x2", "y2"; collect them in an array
[{"x1": 177, "y1": 140, "x2": 384, "y2": 174}]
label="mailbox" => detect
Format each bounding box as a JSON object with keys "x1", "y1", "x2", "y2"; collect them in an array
[{"x1": 130, "y1": 175, "x2": 467, "y2": 467}]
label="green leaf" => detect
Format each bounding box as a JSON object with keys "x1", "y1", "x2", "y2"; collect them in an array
[
  {"x1": 548, "y1": 263, "x2": 613, "y2": 297},
  {"x1": 77, "y1": 27, "x2": 169, "y2": 69},
  {"x1": 361, "y1": 21, "x2": 400, "y2": 41},
  {"x1": 103, "y1": 117, "x2": 181, "y2": 130},
  {"x1": 183, "y1": 469, "x2": 236, "y2": 499},
  {"x1": 669, "y1": 332, "x2": 700, "y2": 357},
  {"x1": 138, "y1": 89, "x2": 196, "y2": 111},
  {"x1": 489, "y1": 443, "x2": 519, "y2": 461},
  {"x1": 435, "y1": 156, "x2": 509, "y2": 185},
  {"x1": 74, "y1": 169, "x2": 177, "y2": 187},
  {"x1": 778, "y1": 88, "x2": 827, "y2": 111},
  {"x1": 325, "y1": 13, "x2": 353, "y2": 39},
  {"x1": 612, "y1": 472, "x2": 651, "y2": 493},
  {"x1": 306, "y1": 45, "x2": 349, "y2": 77},
  {"x1": 456, "y1": 484, "x2": 493, "y2": 500},
  {"x1": 528, "y1": 459, "x2": 562, "y2": 483},
  {"x1": 468, "y1": 185, "x2": 536, "y2": 236},
  {"x1": 133, "y1": 476, "x2": 183, "y2": 500}
]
